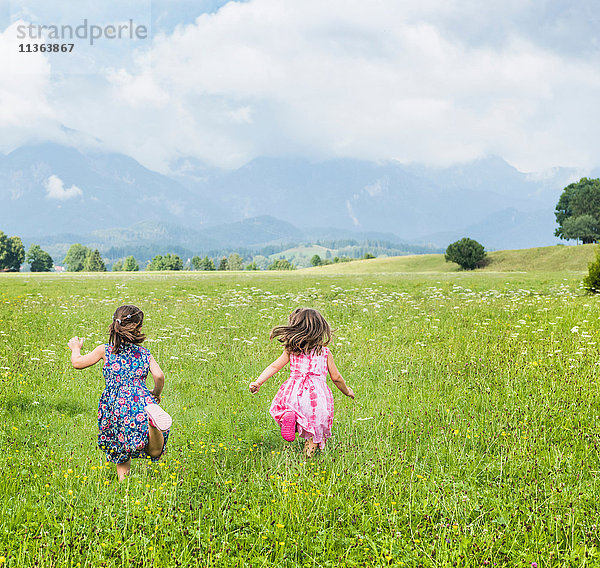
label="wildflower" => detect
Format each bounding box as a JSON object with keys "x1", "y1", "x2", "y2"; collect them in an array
[{"x1": 276, "y1": 523, "x2": 284, "y2": 528}]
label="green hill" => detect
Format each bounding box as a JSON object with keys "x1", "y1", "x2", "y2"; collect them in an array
[{"x1": 307, "y1": 244, "x2": 598, "y2": 273}]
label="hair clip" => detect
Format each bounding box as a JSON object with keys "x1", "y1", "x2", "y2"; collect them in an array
[{"x1": 116, "y1": 318, "x2": 122, "y2": 324}]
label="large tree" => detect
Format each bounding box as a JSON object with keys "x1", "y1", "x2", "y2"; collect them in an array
[
  {"x1": 0, "y1": 233, "x2": 25, "y2": 271},
  {"x1": 561, "y1": 214, "x2": 599, "y2": 244},
  {"x1": 202, "y1": 256, "x2": 216, "y2": 270},
  {"x1": 83, "y1": 249, "x2": 106, "y2": 272},
  {"x1": 63, "y1": 244, "x2": 90, "y2": 272},
  {"x1": 555, "y1": 177, "x2": 600, "y2": 243},
  {"x1": 227, "y1": 253, "x2": 243, "y2": 271},
  {"x1": 191, "y1": 255, "x2": 202, "y2": 270},
  {"x1": 26, "y1": 245, "x2": 53, "y2": 272},
  {"x1": 123, "y1": 256, "x2": 139, "y2": 271}
]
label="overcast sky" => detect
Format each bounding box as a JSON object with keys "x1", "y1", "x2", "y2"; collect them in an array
[{"x1": 1, "y1": 0, "x2": 599, "y2": 173}]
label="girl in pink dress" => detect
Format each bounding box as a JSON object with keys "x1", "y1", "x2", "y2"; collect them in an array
[{"x1": 249, "y1": 308, "x2": 354, "y2": 457}]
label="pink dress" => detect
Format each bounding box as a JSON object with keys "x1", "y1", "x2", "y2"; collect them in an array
[{"x1": 269, "y1": 347, "x2": 334, "y2": 449}]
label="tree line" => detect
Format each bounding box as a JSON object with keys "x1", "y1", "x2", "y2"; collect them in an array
[
  {"x1": 61, "y1": 247, "x2": 297, "y2": 272},
  {"x1": 0, "y1": 232, "x2": 53, "y2": 272}
]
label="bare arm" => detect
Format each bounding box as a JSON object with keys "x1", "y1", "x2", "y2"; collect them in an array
[
  {"x1": 327, "y1": 350, "x2": 354, "y2": 398},
  {"x1": 249, "y1": 351, "x2": 290, "y2": 393},
  {"x1": 68, "y1": 338, "x2": 105, "y2": 369},
  {"x1": 149, "y1": 355, "x2": 165, "y2": 403}
]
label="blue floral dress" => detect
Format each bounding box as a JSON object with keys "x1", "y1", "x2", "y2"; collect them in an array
[{"x1": 98, "y1": 343, "x2": 169, "y2": 464}]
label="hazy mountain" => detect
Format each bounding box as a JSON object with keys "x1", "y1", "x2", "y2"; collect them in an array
[
  {"x1": 417, "y1": 208, "x2": 559, "y2": 250},
  {"x1": 177, "y1": 155, "x2": 577, "y2": 243},
  {"x1": 24, "y1": 216, "x2": 435, "y2": 264},
  {"x1": 0, "y1": 142, "x2": 214, "y2": 237},
  {"x1": 1, "y1": 141, "x2": 590, "y2": 251}
]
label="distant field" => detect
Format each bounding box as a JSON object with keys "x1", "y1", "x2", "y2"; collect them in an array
[
  {"x1": 1, "y1": 269, "x2": 599, "y2": 566},
  {"x1": 309, "y1": 243, "x2": 598, "y2": 274}
]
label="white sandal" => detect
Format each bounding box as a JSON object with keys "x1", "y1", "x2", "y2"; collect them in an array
[{"x1": 145, "y1": 404, "x2": 172, "y2": 432}]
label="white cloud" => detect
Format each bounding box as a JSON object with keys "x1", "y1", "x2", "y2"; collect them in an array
[
  {"x1": 97, "y1": 0, "x2": 600, "y2": 172},
  {"x1": 0, "y1": 21, "x2": 59, "y2": 147},
  {"x1": 44, "y1": 175, "x2": 83, "y2": 200},
  {"x1": 1, "y1": 1, "x2": 600, "y2": 172}
]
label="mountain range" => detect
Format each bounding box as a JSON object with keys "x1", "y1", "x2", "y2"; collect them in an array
[{"x1": 0, "y1": 141, "x2": 594, "y2": 257}]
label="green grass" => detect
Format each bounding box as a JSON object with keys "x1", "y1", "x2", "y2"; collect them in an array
[
  {"x1": 309, "y1": 244, "x2": 598, "y2": 274},
  {"x1": 1, "y1": 269, "x2": 600, "y2": 567}
]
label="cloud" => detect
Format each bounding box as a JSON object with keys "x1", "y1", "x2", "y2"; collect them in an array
[
  {"x1": 44, "y1": 175, "x2": 83, "y2": 200},
  {"x1": 99, "y1": 0, "x2": 600, "y2": 172},
  {"x1": 0, "y1": 21, "x2": 59, "y2": 147},
  {"x1": 1, "y1": 1, "x2": 600, "y2": 172}
]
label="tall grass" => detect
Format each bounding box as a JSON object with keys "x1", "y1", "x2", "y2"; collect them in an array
[{"x1": 0, "y1": 271, "x2": 598, "y2": 567}]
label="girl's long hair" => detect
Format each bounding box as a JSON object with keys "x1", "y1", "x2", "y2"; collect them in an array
[
  {"x1": 270, "y1": 308, "x2": 331, "y2": 355},
  {"x1": 108, "y1": 305, "x2": 146, "y2": 354}
]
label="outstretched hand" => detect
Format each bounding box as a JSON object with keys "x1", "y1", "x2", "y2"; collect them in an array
[
  {"x1": 68, "y1": 336, "x2": 84, "y2": 351},
  {"x1": 346, "y1": 387, "x2": 355, "y2": 399},
  {"x1": 249, "y1": 381, "x2": 260, "y2": 394}
]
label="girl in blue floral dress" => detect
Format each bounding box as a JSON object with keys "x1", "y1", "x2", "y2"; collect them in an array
[{"x1": 68, "y1": 304, "x2": 172, "y2": 481}]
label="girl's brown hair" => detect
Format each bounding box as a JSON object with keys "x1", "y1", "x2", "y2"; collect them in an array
[
  {"x1": 270, "y1": 308, "x2": 331, "y2": 355},
  {"x1": 109, "y1": 305, "x2": 146, "y2": 354}
]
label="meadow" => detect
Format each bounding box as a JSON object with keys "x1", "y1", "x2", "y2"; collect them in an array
[{"x1": 1, "y1": 264, "x2": 600, "y2": 567}]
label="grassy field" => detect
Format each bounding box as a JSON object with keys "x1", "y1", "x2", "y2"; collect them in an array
[
  {"x1": 310, "y1": 244, "x2": 598, "y2": 274},
  {"x1": 1, "y1": 267, "x2": 600, "y2": 567}
]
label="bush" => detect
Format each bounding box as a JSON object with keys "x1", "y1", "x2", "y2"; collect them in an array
[
  {"x1": 583, "y1": 248, "x2": 600, "y2": 292},
  {"x1": 445, "y1": 238, "x2": 486, "y2": 270}
]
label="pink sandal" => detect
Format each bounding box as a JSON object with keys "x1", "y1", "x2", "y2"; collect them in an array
[
  {"x1": 145, "y1": 404, "x2": 172, "y2": 432},
  {"x1": 280, "y1": 411, "x2": 297, "y2": 441}
]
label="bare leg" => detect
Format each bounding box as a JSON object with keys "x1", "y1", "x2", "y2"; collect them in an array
[
  {"x1": 303, "y1": 438, "x2": 318, "y2": 458},
  {"x1": 116, "y1": 459, "x2": 131, "y2": 482},
  {"x1": 145, "y1": 420, "x2": 165, "y2": 459}
]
